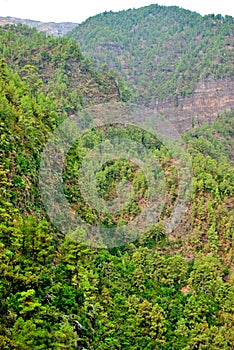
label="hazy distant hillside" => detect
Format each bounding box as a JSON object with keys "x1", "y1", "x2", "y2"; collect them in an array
[
  {"x1": 0, "y1": 16, "x2": 78, "y2": 36},
  {"x1": 68, "y1": 4, "x2": 234, "y2": 107}
]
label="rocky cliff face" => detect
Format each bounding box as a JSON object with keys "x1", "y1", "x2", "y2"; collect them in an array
[
  {"x1": 0, "y1": 17, "x2": 233, "y2": 133},
  {"x1": 155, "y1": 78, "x2": 234, "y2": 133},
  {"x1": 0, "y1": 16, "x2": 78, "y2": 36}
]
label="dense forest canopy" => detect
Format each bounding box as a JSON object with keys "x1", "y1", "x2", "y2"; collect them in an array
[
  {"x1": 68, "y1": 4, "x2": 234, "y2": 106},
  {"x1": 0, "y1": 24, "x2": 122, "y2": 115},
  {"x1": 0, "y1": 5, "x2": 233, "y2": 349}
]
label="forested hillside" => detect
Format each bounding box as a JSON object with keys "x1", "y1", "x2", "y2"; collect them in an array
[
  {"x1": 68, "y1": 5, "x2": 234, "y2": 107},
  {"x1": 0, "y1": 11, "x2": 233, "y2": 350},
  {"x1": 0, "y1": 24, "x2": 121, "y2": 116}
]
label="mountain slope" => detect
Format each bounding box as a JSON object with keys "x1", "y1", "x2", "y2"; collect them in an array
[
  {"x1": 0, "y1": 16, "x2": 78, "y2": 37},
  {"x1": 0, "y1": 24, "x2": 120, "y2": 117},
  {"x1": 0, "y1": 63, "x2": 233, "y2": 345},
  {"x1": 0, "y1": 23, "x2": 122, "y2": 215},
  {"x1": 68, "y1": 5, "x2": 234, "y2": 110},
  {"x1": 0, "y1": 22, "x2": 233, "y2": 349},
  {"x1": 0, "y1": 59, "x2": 233, "y2": 347}
]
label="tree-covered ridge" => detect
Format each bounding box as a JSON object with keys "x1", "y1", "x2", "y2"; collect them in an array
[
  {"x1": 0, "y1": 58, "x2": 59, "y2": 214},
  {"x1": 0, "y1": 24, "x2": 121, "y2": 116},
  {"x1": 0, "y1": 54, "x2": 233, "y2": 348},
  {"x1": 68, "y1": 4, "x2": 234, "y2": 106}
]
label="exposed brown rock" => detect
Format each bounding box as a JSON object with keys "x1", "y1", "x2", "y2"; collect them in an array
[
  {"x1": 155, "y1": 78, "x2": 234, "y2": 133},
  {"x1": 0, "y1": 16, "x2": 78, "y2": 37}
]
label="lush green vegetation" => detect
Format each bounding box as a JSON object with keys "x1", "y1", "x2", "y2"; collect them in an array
[
  {"x1": 0, "y1": 15, "x2": 233, "y2": 350},
  {"x1": 68, "y1": 5, "x2": 234, "y2": 106},
  {"x1": 0, "y1": 24, "x2": 121, "y2": 115}
]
